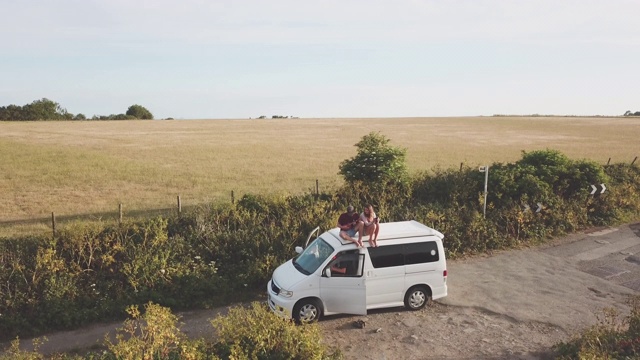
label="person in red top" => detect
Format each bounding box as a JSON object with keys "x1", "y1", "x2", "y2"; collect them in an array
[{"x1": 337, "y1": 205, "x2": 362, "y2": 247}]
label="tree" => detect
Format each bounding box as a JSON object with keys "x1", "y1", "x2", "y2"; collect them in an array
[
  {"x1": 339, "y1": 132, "x2": 408, "y2": 186},
  {"x1": 126, "y1": 104, "x2": 153, "y2": 120}
]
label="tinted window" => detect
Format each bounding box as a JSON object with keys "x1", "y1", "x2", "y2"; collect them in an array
[
  {"x1": 404, "y1": 241, "x2": 439, "y2": 264},
  {"x1": 368, "y1": 244, "x2": 404, "y2": 268},
  {"x1": 368, "y1": 241, "x2": 440, "y2": 268},
  {"x1": 326, "y1": 251, "x2": 365, "y2": 277}
]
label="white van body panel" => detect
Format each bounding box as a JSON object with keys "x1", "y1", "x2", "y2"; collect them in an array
[
  {"x1": 320, "y1": 275, "x2": 367, "y2": 316},
  {"x1": 272, "y1": 260, "x2": 310, "y2": 290},
  {"x1": 365, "y1": 265, "x2": 405, "y2": 308},
  {"x1": 268, "y1": 220, "x2": 447, "y2": 320}
]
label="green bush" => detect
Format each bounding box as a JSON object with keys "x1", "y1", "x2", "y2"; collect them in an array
[
  {"x1": 338, "y1": 132, "x2": 408, "y2": 189},
  {"x1": 125, "y1": 105, "x2": 153, "y2": 120},
  {"x1": 211, "y1": 302, "x2": 341, "y2": 360},
  {"x1": 105, "y1": 302, "x2": 207, "y2": 360},
  {"x1": 555, "y1": 295, "x2": 640, "y2": 359},
  {"x1": 1, "y1": 302, "x2": 340, "y2": 359}
]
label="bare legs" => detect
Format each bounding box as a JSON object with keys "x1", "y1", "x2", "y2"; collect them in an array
[
  {"x1": 340, "y1": 231, "x2": 362, "y2": 247},
  {"x1": 355, "y1": 221, "x2": 364, "y2": 247},
  {"x1": 357, "y1": 222, "x2": 379, "y2": 247},
  {"x1": 371, "y1": 223, "x2": 379, "y2": 247}
]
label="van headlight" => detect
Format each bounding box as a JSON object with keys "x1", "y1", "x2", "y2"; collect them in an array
[{"x1": 279, "y1": 289, "x2": 293, "y2": 298}]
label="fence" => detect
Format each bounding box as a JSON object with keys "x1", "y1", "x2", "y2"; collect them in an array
[
  {"x1": 2, "y1": 179, "x2": 327, "y2": 237},
  {"x1": 3, "y1": 155, "x2": 639, "y2": 237}
]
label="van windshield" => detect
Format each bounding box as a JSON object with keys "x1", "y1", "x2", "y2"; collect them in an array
[{"x1": 292, "y1": 237, "x2": 334, "y2": 275}]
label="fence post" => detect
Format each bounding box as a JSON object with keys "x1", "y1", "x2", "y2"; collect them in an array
[
  {"x1": 119, "y1": 204, "x2": 123, "y2": 224},
  {"x1": 51, "y1": 212, "x2": 56, "y2": 238},
  {"x1": 316, "y1": 179, "x2": 319, "y2": 199},
  {"x1": 632, "y1": 156, "x2": 638, "y2": 165},
  {"x1": 479, "y1": 166, "x2": 489, "y2": 218},
  {"x1": 177, "y1": 195, "x2": 182, "y2": 215},
  {"x1": 231, "y1": 190, "x2": 235, "y2": 205},
  {"x1": 460, "y1": 162, "x2": 463, "y2": 171},
  {"x1": 607, "y1": 158, "x2": 611, "y2": 166}
]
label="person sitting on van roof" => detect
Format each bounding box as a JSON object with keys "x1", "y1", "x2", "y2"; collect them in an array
[
  {"x1": 358, "y1": 204, "x2": 380, "y2": 247},
  {"x1": 338, "y1": 205, "x2": 362, "y2": 247}
]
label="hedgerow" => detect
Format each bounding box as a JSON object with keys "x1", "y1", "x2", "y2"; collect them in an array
[{"x1": 1, "y1": 149, "x2": 639, "y2": 342}]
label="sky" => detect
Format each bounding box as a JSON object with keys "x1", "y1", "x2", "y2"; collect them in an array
[{"x1": 1, "y1": 0, "x2": 639, "y2": 119}]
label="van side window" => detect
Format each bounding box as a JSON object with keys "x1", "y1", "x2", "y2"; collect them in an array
[
  {"x1": 368, "y1": 241, "x2": 440, "y2": 268},
  {"x1": 327, "y1": 251, "x2": 364, "y2": 277},
  {"x1": 368, "y1": 244, "x2": 404, "y2": 268},
  {"x1": 405, "y1": 241, "x2": 439, "y2": 264}
]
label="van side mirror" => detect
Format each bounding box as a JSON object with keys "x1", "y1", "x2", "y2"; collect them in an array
[
  {"x1": 324, "y1": 268, "x2": 332, "y2": 278},
  {"x1": 295, "y1": 246, "x2": 303, "y2": 254}
]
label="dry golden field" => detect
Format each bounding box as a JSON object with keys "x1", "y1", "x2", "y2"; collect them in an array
[{"x1": 1, "y1": 116, "x2": 638, "y2": 234}]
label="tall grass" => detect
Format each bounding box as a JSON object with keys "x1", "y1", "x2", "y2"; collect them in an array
[{"x1": 1, "y1": 117, "x2": 638, "y2": 236}]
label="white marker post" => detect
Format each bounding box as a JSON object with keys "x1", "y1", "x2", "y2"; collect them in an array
[{"x1": 479, "y1": 166, "x2": 488, "y2": 218}]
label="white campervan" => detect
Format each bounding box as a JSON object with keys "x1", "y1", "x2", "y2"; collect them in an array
[{"x1": 267, "y1": 220, "x2": 447, "y2": 322}]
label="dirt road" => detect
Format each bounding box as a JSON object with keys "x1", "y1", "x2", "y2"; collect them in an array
[{"x1": 7, "y1": 223, "x2": 640, "y2": 359}]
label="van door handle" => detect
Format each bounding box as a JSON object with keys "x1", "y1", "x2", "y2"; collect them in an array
[{"x1": 367, "y1": 271, "x2": 373, "y2": 277}]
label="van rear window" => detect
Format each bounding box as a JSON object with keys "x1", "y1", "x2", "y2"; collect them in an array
[
  {"x1": 404, "y1": 241, "x2": 439, "y2": 264},
  {"x1": 368, "y1": 241, "x2": 439, "y2": 268}
]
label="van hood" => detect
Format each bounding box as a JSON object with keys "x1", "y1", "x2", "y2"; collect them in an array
[{"x1": 272, "y1": 259, "x2": 309, "y2": 291}]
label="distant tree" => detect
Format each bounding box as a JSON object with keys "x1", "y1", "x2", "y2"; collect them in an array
[
  {"x1": 339, "y1": 132, "x2": 408, "y2": 186},
  {"x1": 0, "y1": 99, "x2": 155, "y2": 121},
  {"x1": 0, "y1": 105, "x2": 23, "y2": 120},
  {"x1": 0, "y1": 98, "x2": 70, "y2": 121},
  {"x1": 126, "y1": 105, "x2": 153, "y2": 120},
  {"x1": 26, "y1": 98, "x2": 70, "y2": 120}
]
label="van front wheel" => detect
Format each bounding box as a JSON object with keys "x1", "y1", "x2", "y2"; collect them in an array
[
  {"x1": 293, "y1": 299, "x2": 322, "y2": 323},
  {"x1": 404, "y1": 286, "x2": 430, "y2": 310}
]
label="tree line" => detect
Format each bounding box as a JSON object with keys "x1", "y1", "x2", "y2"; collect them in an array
[
  {"x1": 0, "y1": 98, "x2": 154, "y2": 121},
  {"x1": 624, "y1": 110, "x2": 640, "y2": 116}
]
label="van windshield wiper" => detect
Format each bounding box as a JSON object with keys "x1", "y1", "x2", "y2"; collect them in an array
[{"x1": 292, "y1": 259, "x2": 310, "y2": 275}]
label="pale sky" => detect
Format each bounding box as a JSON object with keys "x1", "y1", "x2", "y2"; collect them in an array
[{"x1": 1, "y1": 0, "x2": 639, "y2": 119}]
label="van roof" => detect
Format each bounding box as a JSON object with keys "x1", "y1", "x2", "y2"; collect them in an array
[{"x1": 325, "y1": 220, "x2": 444, "y2": 246}]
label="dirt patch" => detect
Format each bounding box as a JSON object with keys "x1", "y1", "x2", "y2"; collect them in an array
[{"x1": 319, "y1": 302, "x2": 562, "y2": 360}]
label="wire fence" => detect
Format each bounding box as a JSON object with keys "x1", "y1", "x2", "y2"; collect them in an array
[
  {"x1": 0, "y1": 180, "x2": 327, "y2": 237},
  {"x1": 2, "y1": 156, "x2": 638, "y2": 237}
]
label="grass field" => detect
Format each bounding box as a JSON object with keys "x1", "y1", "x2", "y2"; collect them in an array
[{"x1": 1, "y1": 116, "x2": 638, "y2": 235}]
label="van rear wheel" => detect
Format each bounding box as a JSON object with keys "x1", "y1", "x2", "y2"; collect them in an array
[
  {"x1": 293, "y1": 299, "x2": 322, "y2": 323},
  {"x1": 404, "y1": 286, "x2": 430, "y2": 310}
]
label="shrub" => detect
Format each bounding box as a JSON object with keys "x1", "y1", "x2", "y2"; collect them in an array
[
  {"x1": 555, "y1": 295, "x2": 640, "y2": 359},
  {"x1": 0, "y1": 338, "x2": 47, "y2": 360},
  {"x1": 105, "y1": 302, "x2": 206, "y2": 360},
  {"x1": 210, "y1": 302, "x2": 341, "y2": 359},
  {"x1": 125, "y1": 105, "x2": 153, "y2": 120},
  {"x1": 338, "y1": 132, "x2": 408, "y2": 189}
]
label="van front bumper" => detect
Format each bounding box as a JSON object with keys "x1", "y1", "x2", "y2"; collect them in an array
[{"x1": 267, "y1": 279, "x2": 295, "y2": 319}]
